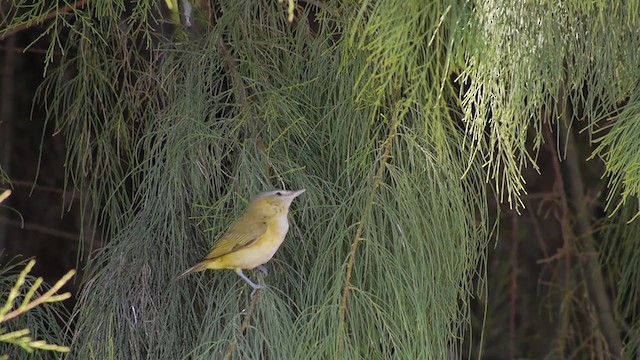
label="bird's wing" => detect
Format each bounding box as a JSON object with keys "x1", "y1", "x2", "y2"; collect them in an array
[{"x1": 203, "y1": 219, "x2": 268, "y2": 260}]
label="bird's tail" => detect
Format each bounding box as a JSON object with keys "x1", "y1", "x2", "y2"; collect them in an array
[{"x1": 175, "y1": 262, "x2": 207, "y2": 280}]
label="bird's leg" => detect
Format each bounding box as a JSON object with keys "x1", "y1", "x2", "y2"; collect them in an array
[
  {"x1": 234, "y1": 268, "x2": 263, "y2": 290},
  {"x1": 257, "y1": 265, "x2": 268, "y2": 277}
]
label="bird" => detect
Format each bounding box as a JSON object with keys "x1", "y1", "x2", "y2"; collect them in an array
[{"x1": 178, "y1": 189, "x2": 305, "y2": 290}]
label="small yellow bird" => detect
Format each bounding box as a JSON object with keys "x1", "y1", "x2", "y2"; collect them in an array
[{"x1": 179, "y1": 189, "x2": 305, "y2": 289}]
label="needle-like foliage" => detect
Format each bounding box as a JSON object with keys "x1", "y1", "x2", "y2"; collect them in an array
[
  {"x1": 460, "y1": 0, "x2": 640, "y2": 211},
  {"x1": 601, "y1": 203, "x2": 640, "y2": 358},
  {"x1": 29, "y1": 0, "x2": 490, "y2": 358},
  {"x1": 4, "y1": 0, "x2": 640, "y2": 358},
  {"x1": 592, "y1": 92, "x2": 640, "y2": 218},
  {"x1": 0, "y1": 258, "x2": 70, "y2": 359}
]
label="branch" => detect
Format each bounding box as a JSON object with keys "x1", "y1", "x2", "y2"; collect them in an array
[
  {"x1": 3, "y1": 179, "x2": 73, "y2": 195},
  {"x1": 0, "y1": 260, "x2": 75, "y2": 322},
  {"x1": 337, "y1": 104, "x2": 402, "y2": 355},
  {"x1": 0, "y1": 216, "x2": 80, "y2": 242},
  {"x1": 559, "y1": 117, "x2": 624, "y2": 358},
  {"x1": 543, "y1": 109, "x2": 575, "y2": 356},
  {"x1": 509, "y1": 212, "x2": 518, "y2": 359},
  {"x1": 0, "y1": 259, "x2": 75, "y2": 355},
  {"x1": 224, "y1": 290, "x2": 261, "y2": 360},
  {"x1": 0, "y1": 0, "x2": 88, "y2": 40}
]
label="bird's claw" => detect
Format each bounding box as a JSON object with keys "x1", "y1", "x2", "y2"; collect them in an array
[
  {"x1": 257, "y1": 265, "x2": 268, "y2": 277},
  {"x1": 250, "y1": 284, "x2": 263, "y2": 297}
]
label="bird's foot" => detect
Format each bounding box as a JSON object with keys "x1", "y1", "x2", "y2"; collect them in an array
[
  {"x1": 257, "y1": 265, "x2": 268, "y2": 277},
  {"x1": 250, "y1": 283, "x2": 264, "y2": 297},
  {"x1": 236, "y1": 268, "x2": 264, "y2": 291},
  {"x1": 251, "y1": 282, "x2": 264, "y2": 290}
]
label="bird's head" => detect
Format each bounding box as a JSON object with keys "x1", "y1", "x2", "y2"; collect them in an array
[{"x1": 249, "y1": 189, "x2": 305, "y2": 217}]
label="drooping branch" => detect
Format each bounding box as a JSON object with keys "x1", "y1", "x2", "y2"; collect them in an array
[
  {"x1": 337, "y1": 103, "x2": 402, "y2": 355},
  {"x1": 0, "y1": 0, "x2": 88, "y2": 40}
]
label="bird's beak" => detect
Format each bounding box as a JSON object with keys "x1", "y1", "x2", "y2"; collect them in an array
[{"x1": 291, "y1": 189, "x2": 306, "y2": 198}]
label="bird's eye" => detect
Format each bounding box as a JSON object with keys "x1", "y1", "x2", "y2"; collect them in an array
[{"x1": 276, "y1": 192, "x2": 282, "y2": 196}]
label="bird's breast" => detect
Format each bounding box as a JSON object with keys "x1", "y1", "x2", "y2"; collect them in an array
[{"x1": 262, "y1": 215, "x2": 290, "y2": 247}]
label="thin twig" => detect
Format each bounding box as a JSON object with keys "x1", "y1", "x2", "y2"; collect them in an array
[
  {"x1": 543, "y1": 125, "x2": 573, "y2": 257},
  {"x1": 0, "y1": 216, "x2": 79, "y2": 242},
  {"x1": 218, "y1": 38, "x2": 248, "y2": 108},
  {"x1": 0, "y1": 190, "x2": 11, "y2": 204},
  {"x1": 0, "y1": 0, "x2": 88, "y2": 40},
  {"x1": 509, "y1": 211, "x2": 518, "y2": 359},
  {"x1": 224, "y1": 290, "x2": 261, "y2": 360},
  {"x1": 0, "y1": 45, "x2": 51, "y2": 54},
  {"x1": 337, "y1": 105, "x2": 402, "y2": 356},
  {"x1": 3, "y1": 178, "x2": 74, "y2": 196},
  {"x1": 202, "y1": 0, "x2": 214, "y2": 30},
  {"x1": 524, "y1": 198, "x2": 549, "y2": 259},
  {"x1": 544, "y1": 120, "x2": 574, "y2": 357},
  {"x1": 0, "y1": 269, "x2": 75, "y2": 322}
]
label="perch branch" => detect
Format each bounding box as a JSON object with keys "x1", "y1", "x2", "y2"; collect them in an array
[{"x1": 224, "y1": 290, "x2": 261, "y2": 360}]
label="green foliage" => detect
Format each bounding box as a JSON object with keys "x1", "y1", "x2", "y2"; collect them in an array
[
  {"x1": 28, "y1": 0, "x2": 490, "y2": 358},
  {"x1": 602, "y1": 203, "x2": 640, "y2": 357},
  {"x1": 592, "y1": 91, "x2": 640, "y2": 218},
  {"x1": 36, "y1": 1, "x2": 164, "y2": 251},
  {"x1": 0, "y1": 259, "x2": 72, "y2": 359},
  {"x1": 4, "y1": 0, "x2": 640, "y2": 358},
  {"x1": 459, "y1": 0, "x2": 640, "y2": 211}
]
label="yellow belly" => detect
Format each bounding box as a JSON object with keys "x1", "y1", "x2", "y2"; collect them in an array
[{"x1": 210, "y1": 217, "x2": 289, "y2": 270}]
